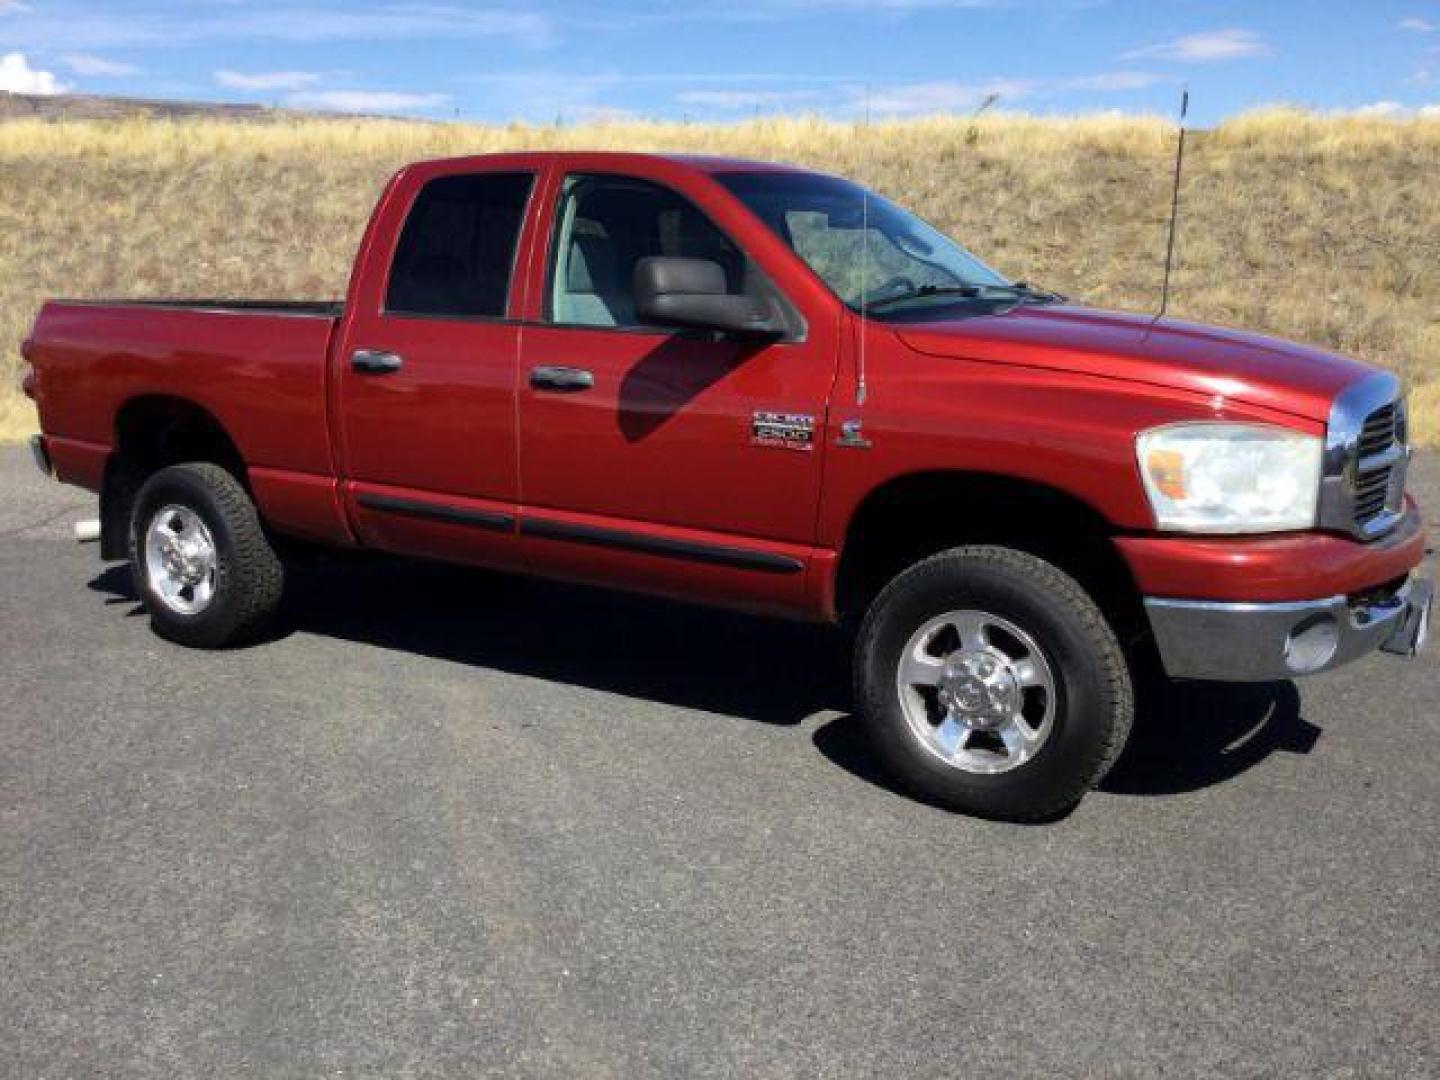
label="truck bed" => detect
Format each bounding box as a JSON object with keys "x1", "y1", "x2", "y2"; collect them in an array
[
  {"x1": 30, "y1": 298, "x2": 343, "y2": 487},
  {"x1": 52, "y1": 298, "x2": 345, "y2": 318}
]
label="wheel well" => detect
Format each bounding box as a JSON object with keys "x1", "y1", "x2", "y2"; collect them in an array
[
  {"x1": 835, "y1": 472, "x2": 1145, "y2": 636},
  {"x1": 114, "y1": 396, "x2": 245, "y2": 476},
  {"x1": 100, "y1": 397, "x2": 247, "y2": 560}
]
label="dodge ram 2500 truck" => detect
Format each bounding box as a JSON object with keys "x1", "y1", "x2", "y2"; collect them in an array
[{"x1": 21, "y1": 151, "x2": 1432, "y2": 820}]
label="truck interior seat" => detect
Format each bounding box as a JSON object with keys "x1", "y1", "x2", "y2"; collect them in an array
[{"x1": 556, "y1": 231, "x2": 631, "y2": 326}]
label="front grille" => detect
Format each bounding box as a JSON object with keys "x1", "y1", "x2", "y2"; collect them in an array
[
  {"x1": 1352, "y1": 399, "x2": 1406, "y2": 532},
  {"x1": 1358, "y1": 403, "x2": 1397, "y2": 459}
]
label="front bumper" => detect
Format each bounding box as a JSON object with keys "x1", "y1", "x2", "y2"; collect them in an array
[{"x1": 1145, "y1": 575, "x2": 1432, "y2": 682}]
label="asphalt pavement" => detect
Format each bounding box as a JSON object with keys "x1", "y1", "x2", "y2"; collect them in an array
[{"x1": 2, "y1": 445, "x2": 1437, "y2": 1078}]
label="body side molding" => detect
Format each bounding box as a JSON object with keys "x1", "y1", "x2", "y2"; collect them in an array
[
  {"x1": 355, "y1": 492, "x2": 515, "y2": 532},
  {"x1": 520, "y1": 517, "x2": 805, "y2": 574}
]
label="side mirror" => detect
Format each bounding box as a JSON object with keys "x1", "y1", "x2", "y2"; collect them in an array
[{"x1": 633, "y1": 257, "x2": 783, "y2": 337}]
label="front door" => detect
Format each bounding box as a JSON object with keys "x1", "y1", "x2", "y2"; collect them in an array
[
  {"x1": 335, "y1": 167, "x2": 537, "y2": 568},
  {"x1": 517, "y1": 171, "x2": 839, "y2": 613}
]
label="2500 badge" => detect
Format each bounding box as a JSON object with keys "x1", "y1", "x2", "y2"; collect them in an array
[{"x1": 751, "y1": 411, "x2": 815, "y2": 451}]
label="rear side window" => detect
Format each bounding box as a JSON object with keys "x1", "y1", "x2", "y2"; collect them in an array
[{"x1": 386, "y1": 172, "x2": 533, "y2": 318}]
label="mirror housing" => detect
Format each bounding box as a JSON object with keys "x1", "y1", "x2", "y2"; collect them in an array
[{"x1": 633, "y1": 257, "x2": 783, "y2": 337}]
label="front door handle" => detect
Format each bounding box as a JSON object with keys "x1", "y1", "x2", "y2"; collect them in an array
[
  {"x1": 352, "y1": 349, "x2": 404, "y2": 375},
  {"x1": 530, "y1": 365, "x2": 595, "y2": 392}
]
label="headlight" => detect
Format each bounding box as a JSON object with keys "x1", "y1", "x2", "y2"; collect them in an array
[{"x1": 1136, "y1": 423, "x2": 1322, "y2": 533}]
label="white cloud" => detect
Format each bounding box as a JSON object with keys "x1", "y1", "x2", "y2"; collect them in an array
[
  {"x1": 216, "y1": 69, "x2": 323, "y2": 92},
  {"x1": 1123, "y1": 28, "x2": 1271, "y2": 63},
  {"x1": 0, "y1": 5, "x2": 551, "y2": 50},
  {"x1": 1352, "y1": 101, "x2": 1409, "y2": 117},
  {"x1": 569, "y1": 105, "x2": 642, "y2": 124},
  {"x1": 0, "y1": 51, "x2": 67, "y2": 94},
  {"x1": 286, "y1": 89, "x2": 451, "y2": 114},
  {"x1": 784, "y1": 0, "x2": 1008, "y2": 8},
  {"x1": 855, "y1": 71, "x2": 1160, "y2": 116},
  {"x1": 864, "y1": 79, "x2": 1036, "y2": 115},
  {"x1": 236, "y1": 6, "x2": 551, "y2": 45},
  {"x1": 1062, "y1": 71, "x2": 1163, "y2": 91},
  {"x1": 0, "y1": 1, "x2": 32, "y2": 13},
  {"x1": 1398, "y1": 17, "x2": 1436, "y2": 33},
  {"x1": 450, "y1": 71, "x2": 632, "y2": 123},
  {"x1": 1336, "y1": 101, "x2": 1440, "y2": 118},
  {"x1": 62, "y1": 53, "x2": 141, "y2": 77},
  {"x1": 676, "y1": 89, "x2": 822, "y2": 110}
]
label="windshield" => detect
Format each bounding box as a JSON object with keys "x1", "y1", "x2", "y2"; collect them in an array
[{"x1": 715, "y1": 171, "x2": 1014, "y2": 317}]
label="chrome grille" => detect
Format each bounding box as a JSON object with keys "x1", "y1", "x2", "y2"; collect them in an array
[
  {"x1": 1357, "y1": 402, "x2": 1397, "y2": 459},
  {"x1": 1318, "y1": 372, "x2": 1408, "y2": 541},
  {"x1": 1353, "y1": 398, "x2": 1407, "y2": 530}
]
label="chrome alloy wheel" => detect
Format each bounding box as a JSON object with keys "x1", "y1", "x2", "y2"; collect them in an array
[
  {"x1": 895, "y1": 609, "x2": 1057, "y2": 774},
  {"x1": 143, "y1": 504, "x2": 218, "y2": 615}
]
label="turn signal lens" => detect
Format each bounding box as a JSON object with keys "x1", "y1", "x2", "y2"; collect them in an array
[{"x1": 1145, "y1": 448, "x2": 1187, "y2": 500}]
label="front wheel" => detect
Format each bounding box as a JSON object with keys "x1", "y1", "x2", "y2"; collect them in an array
[
  {"x1": 854, "y1": 546, "x2": 1133, "y2": 821},
  {"x1": 129, "y1": 463, "x2": 285, "y2": 648}
]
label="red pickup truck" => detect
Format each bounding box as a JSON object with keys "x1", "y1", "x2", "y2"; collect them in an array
[{"x1": 21, "y1": 150, "x2": 1432, "y2": 820}]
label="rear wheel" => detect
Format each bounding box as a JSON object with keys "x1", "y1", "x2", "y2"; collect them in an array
[
  {"x1": 129, "y1": 463, "x2": 284, "y2": 648},
  {"x1": 854, "y1": 545, "x2": 1132, "y2": 821}
]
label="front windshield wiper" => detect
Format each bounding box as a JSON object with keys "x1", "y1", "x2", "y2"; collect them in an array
[
  {"x1": 965, "y1": 281, "x2": 1066, "y2": 304},
  {"x1": 861, "y1": 285, "x2": 982, "y2": 312},
  {"x1": 861, "y1": 281, "x2": 1064, "y2": 313}
]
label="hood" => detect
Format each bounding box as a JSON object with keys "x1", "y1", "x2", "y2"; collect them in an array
[{"x1": 894, "y1": 304, "x2": 1376, "y2": 422}]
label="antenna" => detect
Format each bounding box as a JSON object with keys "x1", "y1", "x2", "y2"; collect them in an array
[
  {"x1": 857, "y1": 85, "x2": 871, "y2": 406},
  {"x1": 1157, "y1": 87, "x2": 1189, "y2": 320}
]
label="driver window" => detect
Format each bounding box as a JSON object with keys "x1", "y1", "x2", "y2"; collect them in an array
[{"x1": 547, "y1": 174, "x2": 749, "y2": 328}]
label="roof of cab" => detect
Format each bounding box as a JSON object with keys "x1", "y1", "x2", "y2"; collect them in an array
[
  {"x1": 406, "y1": 149, "x2": 810, "y2": 175},
  {"x1": 656, "y1": 153, "x2": 810, "y2": 174}
]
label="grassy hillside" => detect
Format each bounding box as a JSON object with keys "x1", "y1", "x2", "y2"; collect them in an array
[{"x1": 2, "y1": 110, "x2": 1437, "y2": 443}]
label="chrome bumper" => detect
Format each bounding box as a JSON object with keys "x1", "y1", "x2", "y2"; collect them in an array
[
  {"x1": 1145, "y1": 576, "x2": 1432, "y2": 682},
  {"x1": 29, "y1": 434, "x2": 53, "y2": 478}
]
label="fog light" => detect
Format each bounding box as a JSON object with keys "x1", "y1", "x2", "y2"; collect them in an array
[{"x1": 1285, "y1": 613, "x2": 1340, "y2": 673}]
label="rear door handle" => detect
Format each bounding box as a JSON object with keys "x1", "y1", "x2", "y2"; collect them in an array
[
  {"x1": 352, "y1": 349, "x2": 404, "y2": 375},
  {"x1": 530, "y1": 365, "x2": 595, "y2": 392}
]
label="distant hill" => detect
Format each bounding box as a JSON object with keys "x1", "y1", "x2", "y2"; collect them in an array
[{"x1": 0, "y1": 91, "x2": 350, "y2": 123}]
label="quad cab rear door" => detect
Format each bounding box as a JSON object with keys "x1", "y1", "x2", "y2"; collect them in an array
[{"x1": 332, "y1": 159, "x2": 547, "y2": 570}]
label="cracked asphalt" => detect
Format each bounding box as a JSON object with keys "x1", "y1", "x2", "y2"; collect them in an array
[{"x1": 2, "y1": 446, "x2": 1437, "y2": 1078}]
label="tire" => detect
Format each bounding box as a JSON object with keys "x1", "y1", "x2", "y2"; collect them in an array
[
  {"x1": 854, "y1": 545, "x2": 1133, "y2": 821},
  {"x1": 128, "y1": 463, "x2": 284, "y2": 648}
]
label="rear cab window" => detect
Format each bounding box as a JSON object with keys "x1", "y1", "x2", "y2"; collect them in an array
[{"x1": 386, "y1": 172, "x2": 534, "y2": 319}]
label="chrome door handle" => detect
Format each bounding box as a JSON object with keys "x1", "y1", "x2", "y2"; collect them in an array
[
  {"x1": 352, "y1": 349, "x2": 404, "y2": 374},
  {"x1": 530, "y1": 365, "x2": 594, "y2": 392}
]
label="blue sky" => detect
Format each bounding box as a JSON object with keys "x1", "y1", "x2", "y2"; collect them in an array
[{"x1": 2, "y1": 1, "x2": 1439, "y2": 125}]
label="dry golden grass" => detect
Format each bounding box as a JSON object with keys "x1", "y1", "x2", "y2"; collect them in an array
[{"x1": 2, "y1": 109, "x2": 1437, "y2": 443}]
